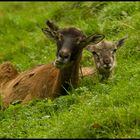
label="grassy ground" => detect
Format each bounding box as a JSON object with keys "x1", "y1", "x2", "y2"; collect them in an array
[{"x1": 0, "y1": 1, "x2": 140, "y2": 138}]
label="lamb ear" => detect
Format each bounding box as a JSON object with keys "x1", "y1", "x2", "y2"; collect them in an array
[
  {"x1": 86, "y1": 45, "x2": 95, "y2": 52},
  {"x1": 116, "y1": 35, "x2": 128, "y2": 48}
]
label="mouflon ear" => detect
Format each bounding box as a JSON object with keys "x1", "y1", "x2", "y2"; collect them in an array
[
  {"x1": 42, "y1": 27, "x2": 63, "y2": 41},
  {"x1": 86, "y1": 34, "x2": 105, "y2": 45},
  {"x1": 42, "y1": 28, "x2": 56, "y2": 39},
  {"x1": 42, "y1": 20, "x2": 61, "y2": 40},
  {"x1": 79, "y1": 34, "x2": 105, "y2": 48},
  {"x1": 46, "y1": 20, "x2": 59, "y2": 31}
]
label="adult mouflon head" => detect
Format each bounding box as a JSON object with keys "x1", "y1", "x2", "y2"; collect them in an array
[{"x1": 42, "y1": 20, "x2": 105, "y2": 69}]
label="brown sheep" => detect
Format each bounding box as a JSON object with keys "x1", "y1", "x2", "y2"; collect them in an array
[{"x1": 0, "y1": 20, "x2": 104, "y2": 108}]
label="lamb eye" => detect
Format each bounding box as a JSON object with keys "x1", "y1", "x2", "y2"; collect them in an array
[
  {"x1": 92, "y1": 51, "x2": 98, "y2": 56},
  {"x1": 113, "y1": 49, "x2": 117, "y2": 53},
  {"x1": 92, "y1": 52, "x2": 100, "y2": 60},
  {"x1": 92, "y1": 52, "x2": 100, "y2": 61}
]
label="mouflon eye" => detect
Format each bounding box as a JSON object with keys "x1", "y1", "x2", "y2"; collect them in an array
[{"x1": 58, "y1": 33, "x2": 63, "y2": 41}]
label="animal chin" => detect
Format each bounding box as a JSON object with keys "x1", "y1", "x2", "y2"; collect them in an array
[
  {"x1": 54, "y1": 59, "x2": 74, "y2": 69},
  {"x1": 54, "y1": 62, "x2": 62, "y2": 69},
  {"x1": 104, "y1": 66, "x2": 111, "y2": 70},
  {"x1": 103, "y1": 66, "x2": 113, "y2": 72},
  {"x1": 54, "y1": 61, "x2": 67, "y2": 69},
  {"x1": 103, "y1": 64, "x2": 112, "y2": 70}
]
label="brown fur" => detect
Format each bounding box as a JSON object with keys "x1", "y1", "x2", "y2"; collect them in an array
[
  {"x1": 79, "y1": 66, "x2": 96, "y2": 78},
  {"x1": 1, "y1": 61, "x2": 82, "y2": 108},
  {"x1": 0, "y1": 62, "x2": 18, "y2": 93},
  {"x1": 0, "y1": 20, "x2": 104, "y2": 108},
  {"x1": 1, "y1": 64, "x2": 65, "y2": 106}
]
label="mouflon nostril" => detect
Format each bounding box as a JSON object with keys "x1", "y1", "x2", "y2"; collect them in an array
[{"x1": 59, "y1": 50, "x2": 71, "y2": 59}]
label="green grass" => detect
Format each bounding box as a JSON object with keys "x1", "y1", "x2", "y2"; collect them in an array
[{"x1": 0, "y1": 1, "x2": 140, "y2": 138}]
